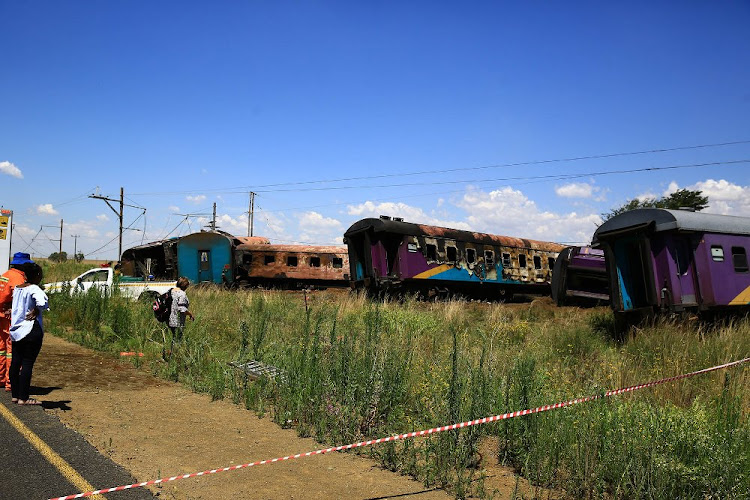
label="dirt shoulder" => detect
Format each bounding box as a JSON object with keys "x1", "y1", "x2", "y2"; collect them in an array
[{"x1": 35, "y1": 334, "x2": 542, "y2": 499}]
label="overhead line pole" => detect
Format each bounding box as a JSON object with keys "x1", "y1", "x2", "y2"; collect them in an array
[
  {"x1": 89, "y1": 187, "x2": 145, "y2": 261},
  {"x1": 59, "y1": 219, "x2": 63, "y2": 255},
  {"x1": 248, "y1": 191, "x2": 255, "y2": 237}
]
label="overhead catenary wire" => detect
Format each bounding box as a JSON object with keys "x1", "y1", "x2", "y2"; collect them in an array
[{"x1": 128, "y1": 139, "x2": 750, "y2": 196}]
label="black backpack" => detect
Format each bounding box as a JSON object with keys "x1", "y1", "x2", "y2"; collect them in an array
[{"x1": 152, "y1": 288, "x2": 173, "y2": 323}]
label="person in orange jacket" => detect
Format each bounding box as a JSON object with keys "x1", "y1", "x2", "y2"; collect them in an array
[{"x1": 0, "y1": 252, "x2": 35, "y2": 391}]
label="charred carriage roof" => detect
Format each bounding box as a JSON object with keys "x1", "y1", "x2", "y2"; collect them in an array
[
  {"x1": 593, "y1": 208, "x2": 750, "y2": 243},
  {"x1": 344, "y1": 217, "x2": 564, "y2": 252},
  {"x1": 236, "y1": 244, "x2": 347, "y2": 254}
]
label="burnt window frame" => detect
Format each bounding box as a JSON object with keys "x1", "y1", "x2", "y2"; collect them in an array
[
  {"x1": 242, "y1": 253, "x2": 253, "y2": 265},
  {"x1": 502, "y1": 252, "x2": 511, "y2": 267},
  {"x1": 425, "y1": 243, "x2": 438, "y2": 261},
  {"x1": 332, "y1": 257, "x2": 343, "y2": 268},
  {"x1": 309, "y1": 256, "x2": 321, "y2": 267},
  {"x1": 484, "y1": 249, "x2": 495, "y2": 266},
  {"x1": 446, "y1": 245, "x2": 458, "y2": 262},
  {"x1": 287, "y1": 256, "x2": 298, "y2": 267},
  {"x1": 466, "y1": 247, "x2": 476, "y2": 264},
  {"x1": 518, "y1": 254, "x2": 527, "y2": 268},
  {"x1": 731, "y1": 246, "x2": 748, "y2": 273},
  {"x1": 264, "y1": 255, "x2": 275, "y2": 265},
  {"x1": 547, "y1": 256, "x2": 555, "y2": 269},
  {"x1": 533, "y1": 255, "x2": 542, "y2": 270}
]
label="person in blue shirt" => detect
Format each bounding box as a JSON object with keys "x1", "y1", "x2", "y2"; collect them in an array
[{"x1": 9, "y1": 263, "x2": 48, "y2": 406}]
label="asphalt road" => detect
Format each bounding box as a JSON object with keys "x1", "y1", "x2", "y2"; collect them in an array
[{"x1": 0, "y1": 388, "x2": 155, "y2": 500}]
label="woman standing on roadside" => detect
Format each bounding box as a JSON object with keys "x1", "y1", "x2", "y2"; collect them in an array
[
  {"x1": 168, "y1": 277, "x2": 194, "y2": 354},
  {"x1": 9, "y1": 263, "x2": 48, "y2": 406}
]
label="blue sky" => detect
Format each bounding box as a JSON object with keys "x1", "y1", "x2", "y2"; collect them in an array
[{"x1": 2, "y1": 1, "x2": 749, "y2": 260}]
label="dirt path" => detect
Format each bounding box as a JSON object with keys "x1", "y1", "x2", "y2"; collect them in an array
[{"x1": 35, "y1": 334, "x2": 541, "y2": 500}]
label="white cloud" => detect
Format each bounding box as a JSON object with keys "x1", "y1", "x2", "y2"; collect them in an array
[
  {"x1": 0, "y1": 161, "x2": 23, "y2": 179},
  {"x1": 35, "y1": 204, "x2": 58, "y2": 215},
  {"x1": 96, "y1": 214, "x2": 109, "y2": 222},
  {"x1": 185, "y1": 195, "x2": 206, "y2": 204},
  {"x1": 456, "y1": 186, "x2": 601, "y2": 244},
  {"x1": 555, "y1": 182, "x2": 595, "y2": 199},
  {"x1": 346, "y1": 201, "x2": 471, "y2": 230},
  {"x1": 668, "y1": 178, "x2": 750, "y2": 216},
  {"x1": 297, "y1": 212, "x2": 344, "y2": 245},
  {"x1": 168, "y1": 205, "x2": 180, "y2": 212}
]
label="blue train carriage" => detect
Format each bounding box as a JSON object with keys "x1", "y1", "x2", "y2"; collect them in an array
[
  {"x1": 343, "y1": 216, "x2": 565, "y2": 299},
  {"x1": 592, "y1": 208, "x2": 750, "y2": 318},
  {"x1": 176, "y1": 231, "x2": 270, "y2": 285}
]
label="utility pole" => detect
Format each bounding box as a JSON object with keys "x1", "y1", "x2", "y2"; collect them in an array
[
  {"x1": 59, "y1": 219, "x2": 63, "y2": 254},
  {"x1": 89, "y1": 187, "x2": 145, "y2": 260},
  {"x1": 247, "y1": 191, "x2": 255, "y2": 237},
  {"x1": 210, "y1": 202, "x2": 217, "y2": 231},
  {"x1": 72, "y1": 234, "x2": 80, "y2": 259}
]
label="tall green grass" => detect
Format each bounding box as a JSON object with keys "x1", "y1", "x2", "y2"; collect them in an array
[{"x1": 45, "y1": 285, "x2": 749, "y2": 499}]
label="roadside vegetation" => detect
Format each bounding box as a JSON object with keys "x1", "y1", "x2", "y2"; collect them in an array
[{"x1": 44, "y1": 277, "x2": 749, "y2": 499}]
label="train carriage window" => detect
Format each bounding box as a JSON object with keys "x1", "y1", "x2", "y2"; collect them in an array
[
  {"x1": 533, "y1": 255, "x2": 542, "y2": 270},
  {"x1": 264, "y1": 255, "x2": 275, "y2": 265},
  {"x1": 484, "y1": 250, "x2": 494, "y2": 266},
  {"x1": 309, "y1": 256, "x2": 321, "y2": 267},
  {"x1": 711, "y1": 246, "x2": 724, "y2": 262},
  {"x1": 425, "y1": 244, "x2": 438, "y2": 261},
  {"x1": 287, "y1": 256, "x2": 298, "y2": 267},
  {"x1": 502, "y1": 253, "x2": 511, "y2": 267},
  {"x1": 446, "y1": 246, "x2": 457, "y2": 262},
  {"x1": 518, "y1": 254, "x2": 527, "y2": 268},
  {"x1": 732, "y1": 247, "x2": 748, "y2": 273},
  {"x1": 548, "y1": 257, "x2": 555, "y2": 269},
  {"x1": 332, "y1": 257, "x2": 343, "y2": 268},
  {"x1": 466, "y1": 248, "x2": 476, "y2": 264},
  {"x1": 242, "y1": 254, "x2": 252, "y2": 265}
]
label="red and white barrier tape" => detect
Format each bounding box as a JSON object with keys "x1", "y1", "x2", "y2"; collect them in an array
[{"x1": 49, "y1": 357, "x2": 748, "y2": 500}]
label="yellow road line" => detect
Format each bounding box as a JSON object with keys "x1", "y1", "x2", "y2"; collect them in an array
[{"x1": 0, "y1": 401, "x2": 106, "y2": 499}]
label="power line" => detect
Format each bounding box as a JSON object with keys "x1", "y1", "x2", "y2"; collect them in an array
[
  {"x1": 233, "y1": 159, "x2": 750, "y2": 194},
  {"x1": 128, "y1": 139, "x2": 750, "y2": 196}
]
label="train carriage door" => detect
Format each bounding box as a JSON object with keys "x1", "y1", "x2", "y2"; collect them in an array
[
  {"x1": 613, "y1": 236, "x2": 651, "y2": 310},
  {"x1": 198, "y1": 250, "x2": 213, "y2": 282},
  {"x1": 673, "y1": 237, "x2": 699, "y2": 306}
]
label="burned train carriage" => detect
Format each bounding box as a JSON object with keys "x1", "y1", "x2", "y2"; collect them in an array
[
  {"x1": 592, "y1": 208, "x2": 750, "y2": 317},
  {"x1": 234, "y1": 244, "x2": 350, "y2": 289},
  {"x1": 344, "y1": 217, "x2": 564, "y2": 299},
  {"x1": 551, "y1": 246, "x2": 609, "y2": 306}
]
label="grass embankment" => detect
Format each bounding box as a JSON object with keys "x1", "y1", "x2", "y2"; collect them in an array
[{"x1": 46, "y1": 284, "x2": 749, "y2": 499}]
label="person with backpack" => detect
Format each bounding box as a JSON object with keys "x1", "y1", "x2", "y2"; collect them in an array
[
  {"x1": 9, "y1": 263, "x2": 48, "y2": 405},
  {"x1": 0, "y1": 252, "x2": 36, "y2": 392},
  {"x1": 168, "y1": 277, "x2": 194, "y2": 353}
]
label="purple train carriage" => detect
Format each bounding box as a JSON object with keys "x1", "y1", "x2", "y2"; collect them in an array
[
  {"x1": 343, "y1": 216, "x2": 565, "y2": 300},
  {"x1": 551, "y1": 246, "x2": 609, "y2": 306},
  {"x1": 592, "y1": 208, "x2": 750, "y2": 318}
]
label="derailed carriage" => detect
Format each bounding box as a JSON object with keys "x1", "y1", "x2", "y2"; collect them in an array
[
  {"x1": 593, "y1": 208, "x2": 750, "y2": 319},
  {"x1": 233, "y1": 244, "x2": 350, "y2": 289},
  {"x1": 343, "y1": 216, "x2": 564, "y2": 299},
  {"x1": 551, "y1": 246, "x2": 609, "y2": 306}
]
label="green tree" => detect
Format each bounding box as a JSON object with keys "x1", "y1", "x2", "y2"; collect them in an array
[
  {"x1": 74, "y1": 251, "x2": 85, "y2": 263},
  {"x1": 601, "y1": 189, "x2": 708, "y2": 221},
  {"x1": 48, "y1": 251, "x2": 68, "y2": 263}
]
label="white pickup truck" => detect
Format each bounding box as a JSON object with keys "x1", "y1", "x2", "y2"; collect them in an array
[{"x1": 44, "y1": 267, "x2": 176, "y2": 301}]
